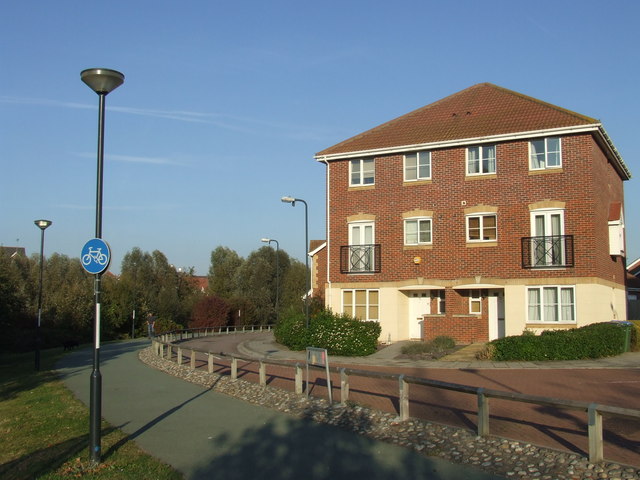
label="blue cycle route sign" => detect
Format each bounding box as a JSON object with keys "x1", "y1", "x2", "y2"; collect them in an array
[{"x1": 81, "y1": 238, "x2": 111, "y2": 274}]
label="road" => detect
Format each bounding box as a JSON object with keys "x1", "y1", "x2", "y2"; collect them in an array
[{"x1": 178, "y1": 332, "x2": 640, "y2": 467}]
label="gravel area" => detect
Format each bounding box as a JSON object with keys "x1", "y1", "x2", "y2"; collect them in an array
[{"x1": 139, "y1": 347, "x2": 640, "y2": 480}]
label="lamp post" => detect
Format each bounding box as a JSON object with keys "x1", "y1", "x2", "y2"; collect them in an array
[
  {"x1": 34, "y1": 219, "x2": 52, "y2": 371},
  {"x1": 81, "y1": 67, "x2": 124, "y2": 465},
  {"x1": 261, "y1": 238, "x2": 280, "y2": 322},
  {"x1": 281, "y1": 196, "x2": 309, "y2": 328}
]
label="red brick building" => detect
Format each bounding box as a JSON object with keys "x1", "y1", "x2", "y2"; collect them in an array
[{"x1": 312, "y1": 83, "x2": 631, "y2": 344}]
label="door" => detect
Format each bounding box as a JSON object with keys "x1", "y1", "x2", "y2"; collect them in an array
[
  {"x1": 348, "y1": 222, "x2": 375, "y2": 272},
  {"x1": 488, "y1": 290, "x2": 505, "y2": 340},
  {"x1": 409, "y1": 291, "x2": 430, "y2": 339}
]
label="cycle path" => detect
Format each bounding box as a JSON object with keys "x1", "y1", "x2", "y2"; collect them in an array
[{"x1": 56, "y1": 339, "x2": 505, "y2": 480}]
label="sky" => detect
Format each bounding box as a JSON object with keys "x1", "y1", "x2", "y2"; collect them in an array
[{"x1": 1, "y1": 0, "x2": 639, "y2": 276}]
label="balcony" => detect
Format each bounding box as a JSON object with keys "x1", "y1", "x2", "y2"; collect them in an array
[
  {"x1": 340, "y1": 244, "x2": 381, "y2": 274},
  {"x1": 521, "y1": 235, "x2": 574, "y2": 269}
]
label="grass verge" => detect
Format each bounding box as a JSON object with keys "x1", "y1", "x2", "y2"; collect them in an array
[{"x1": 0, "y1": 348, "x2": 182, "y2": 479}]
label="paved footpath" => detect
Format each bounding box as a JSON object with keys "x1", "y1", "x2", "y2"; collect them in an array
[{"x1": 56, "y1": 339, "x2": 505, "y2": 480}]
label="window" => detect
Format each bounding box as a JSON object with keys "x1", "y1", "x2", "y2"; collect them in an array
[
  {"x1": 469, "y1": 290, "x2": 482, "y2": 314},
  {"x1": 404, "y1": 218, "x2": 432, "y2": 245},
  {"x1": 467, "y1": 214, "x2": 497, "y2": 242},
  {"x1": 348, "y1": 222, "x2": 375, "y2": 272},
  {"x1": 350, "y1": 159, "x2": 375, "y2": 186},
  {"x1": 433, "y1": 290, "x2": 445, "y2": 314},
  {"x1": 404, "y1": 151, "x2": 431, "y2": 181},
  {"x1": 343, "y1": 289, "x2": 379, "y2": 321},
  {"x1": 530, "y1": 137, "x2": 561, "y2": 170},
  {"x1": 530, "y1": 209, "x2": 565, "y2": 267},
  {"x1": 527, "y1": 286, "x2": 575, "y2": 322},
  {"x1": 467, "y1": 145, "x2": 496, "y2": 175}
]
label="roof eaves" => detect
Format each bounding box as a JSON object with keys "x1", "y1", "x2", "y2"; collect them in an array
[{"x1": 315, "y1": 124, "x2": 602, "y2": 162}]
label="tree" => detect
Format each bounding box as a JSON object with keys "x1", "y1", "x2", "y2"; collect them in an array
[
  {"x1": 189, "y1": 295, "x2": 231, "y2": 328},
  {"x1": 208, "y1": 246, "x2": 243, "y2": 298}
]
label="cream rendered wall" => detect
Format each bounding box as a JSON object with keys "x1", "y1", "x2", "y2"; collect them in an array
[
  {"x1": 325, "y1": 284, "x2": 408, "y2": 343},
  {"x1": 502, "y1": 283, "x2": 627, "y2": 336}
]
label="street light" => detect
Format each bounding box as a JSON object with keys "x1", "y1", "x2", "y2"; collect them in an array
[
  {"x1": 281, "y1": 196, "x2": 310, "y2": 328},
  {"x1": 81, "y1": 67, "x2": 124, "y2": 465},
  {"x1": 34, "y1": 219, "x2": 52, "y2": 371},
  {"x1": 261, "y1": 238, "x2": 280, "y2": 322}
]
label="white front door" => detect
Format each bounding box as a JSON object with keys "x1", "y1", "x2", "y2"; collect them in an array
[
  {"x1": 409, "y1": 292, "x2": 430, "y2": 339},
  {"x1": 488, "y1": 291, "x2": 505, "y2": 340}
]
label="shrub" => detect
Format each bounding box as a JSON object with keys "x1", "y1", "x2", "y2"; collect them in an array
[
  {"x1": 489, "y1": 322, "x2": 632, "y2": 361},
  {"x1": 401, "y1": 336, "x2": 456, "y2": 356},
  {"x1": 273, "y1": 311, "x2": 309, "y2": 351},
  {"x1": 275, "y1": 309, "x2": 381, "y2": 356}
]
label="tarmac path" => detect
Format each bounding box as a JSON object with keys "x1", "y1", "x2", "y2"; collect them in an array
[
  {"x1": 56, "y1": 339, "x2": 505, "y2": 480},
  {"x1": 180, "y1": 332, "x2": 640, "y2": 468}
]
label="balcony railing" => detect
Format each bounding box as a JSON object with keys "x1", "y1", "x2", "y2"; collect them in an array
[
  {"x1": 521, "y1": 235, "x2": 574, "y2": 268},
  {"x1": 340, "y1": 244, "x2": 381, "y2": 273}
]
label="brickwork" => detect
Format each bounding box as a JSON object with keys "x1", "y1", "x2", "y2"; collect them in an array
[{"x1": 323, "y1": 133, "x2": 627, "y2": 343}]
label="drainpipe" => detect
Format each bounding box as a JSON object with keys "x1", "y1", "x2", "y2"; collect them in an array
[{"x1": 321, "y1": 158, "x2": 332, "y2": 308}]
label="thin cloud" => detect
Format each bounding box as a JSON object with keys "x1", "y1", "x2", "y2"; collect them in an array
[
  {"x1": 0, "y1": 95, "x2": 330, "y2": 141},
  {"x1": 73, "y1": 152, "x2": 188, "y2": 167}
]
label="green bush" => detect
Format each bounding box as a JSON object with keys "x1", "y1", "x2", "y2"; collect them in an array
[
  {"x1": 401, "y1": 336, "x2": 456, "y2": 356},
  {"x1": 630, "y1": 320, "x2": 640, "y2": 352},
  {"x1": 274, "y1": 309, "x2": 381, "y2": 356},
  {"x1": 489, "y1": 322, "x2": 632, "y2": 361}
]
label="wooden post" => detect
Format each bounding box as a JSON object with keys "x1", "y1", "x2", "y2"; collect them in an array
[
  {"x1": 208, "y1": 353, "x2": 214, "y2": 374},
  {"x1": 588, "y1": 403, "x2": 604, "y2": 463},
  {"x1": 295, "y1": 364, "x2": 303, "y2": 395},
  {"x1": 259, "y1": 361, "x2": 266, "y2": 386},
  {"x1": 177, "y1": 348, "x2": 182, "y2": 366},
  {"x1": 477, "y1": 387, "x2": 490, "y2": 437},
  {"x1": 190, "y1": 350, "x2": 196, "y2": 370},
  {"x1": 166, "y1": 345, "x2": 172, "y2": 360},
  {"x1": 231, "y1": 357, "x2": 238, "y2": 380},
  {"x1": 340, "y1": 368, "x2": 349, "y2": 404},
  {"x1": 399, "y1": 375, "x2": 409, "y2": 421}
]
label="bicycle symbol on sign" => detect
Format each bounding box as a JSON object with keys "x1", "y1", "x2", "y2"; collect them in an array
[{"x1": 82, "y1": 247, "x2": 108, "y2": 266}]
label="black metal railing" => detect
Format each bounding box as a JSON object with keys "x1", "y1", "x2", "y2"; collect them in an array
[
  {"x1": 340, "y1": 244, "x2": 381, "y2": 273},
  {"x1": 522, "y1": 235, "x2": 574, "y2": 268}
]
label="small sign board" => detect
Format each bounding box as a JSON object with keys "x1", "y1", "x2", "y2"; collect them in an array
[
  {"x1": 81, "y1": 238, "x2": 111, "y2": 275},
  {"x1": 306, "y1": 347, "x2": 332, "y2": 403}
]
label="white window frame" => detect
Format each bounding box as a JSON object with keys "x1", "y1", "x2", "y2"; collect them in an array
[
  {"x1": 404, "y1": 217, "x2": 433, "y2": 245},
  {"x1": 466, "y1": 144, "x2": 496, "y2": 176},
  {"x1": 526, "y1": 286, "x2": 576, "y2": 323},
  {"x1": 433, "y1": 290, "x2": 446, "y2": 314},
  {"x1": 404, "y1": 150, "x2": 431, "y2": 181},
  {"x1": 350, "y1": 158, "x2": 375, "y2": 186},
  {"x1": 530, "y1": 208, "x2": 565, "y2": 267},
  {"x1": 469, "y1": 289, "x2": 482, "y2": 314},
  {"x1": 348, "y1": 221, "x2": 375, "y2": 273},
  {"x1": 342, "y1": 289, "x2": 379, "y2": 321},
  {"x1": 466, "y1": 213, "x2": 497, "y2": 242},
  {"x1": 529, "y1": 137, "x2": 562, "y2": 170}
]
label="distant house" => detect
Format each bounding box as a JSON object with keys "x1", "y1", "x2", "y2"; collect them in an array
[
  {"x1": 627, "y1": 258, "x2": 640, "y2": 320},
  {"x1": 313, "y1": 83, "x2": 630, "y2": 344},
  {"x1": 0, "y1": 246, "x2": 26, "y2": 258},
  {"x1": 189, "y1": 276, "x2": 209, "y2": 293}
]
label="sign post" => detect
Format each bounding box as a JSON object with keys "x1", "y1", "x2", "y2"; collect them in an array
[{"x1": 306, "y1": 347, "x2": 332, "y2": 404}]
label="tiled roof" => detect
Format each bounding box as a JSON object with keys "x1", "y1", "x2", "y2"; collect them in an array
[{"x1": 316, "y1": 83, "x2": 599, "y2": 157}]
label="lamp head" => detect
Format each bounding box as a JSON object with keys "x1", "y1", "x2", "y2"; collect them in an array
[
  {"x1": 34, "y1": 219, "x2": 52, "y2": 231},
  {"x1": 261, "y1": 238, "x2": 271, "y2": 243},
  {"x1": 281, "y1": 196, "x2": 296, "y2": 206},
  {"x1": 81, "y1": 68, "x2": 125, "y2": 95}
]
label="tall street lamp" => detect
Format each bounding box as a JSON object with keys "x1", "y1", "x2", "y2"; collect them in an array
[
  {"x1": 34, "y1": 219, "x2": 52, "y2": 371},
  {"x1": 281, "y1": 196, "x2": 309, "y2": 328},
  {"x1": 81, "y1": 67, "x2": 124, "y2": 465},
  {"x1": 261, "y1": 238, "x2": 280, "y2": 322}
]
